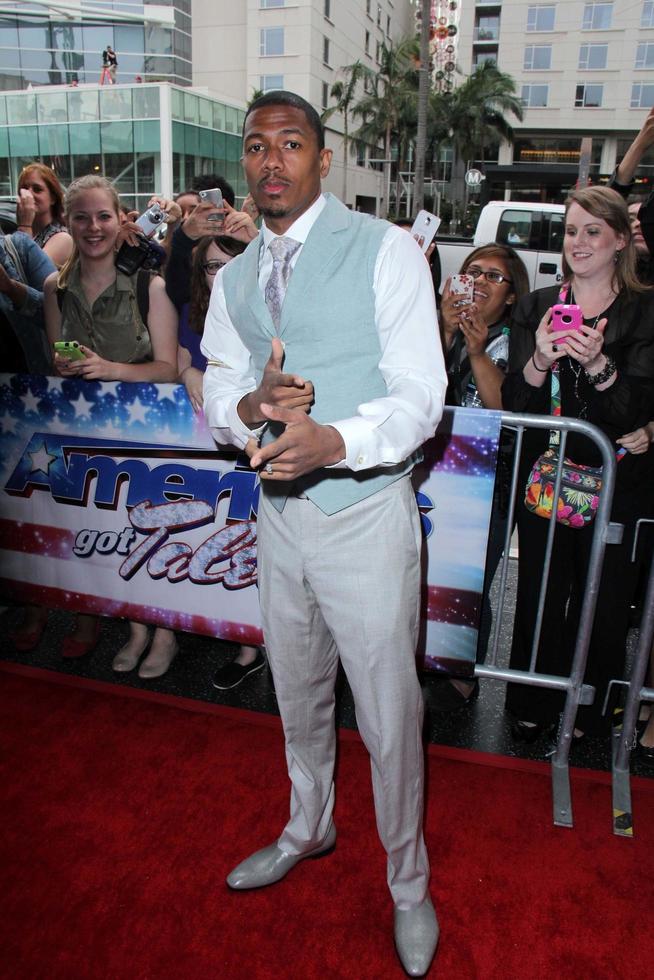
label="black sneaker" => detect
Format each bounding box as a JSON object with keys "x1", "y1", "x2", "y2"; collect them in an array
[{"x1": 212, "y1": 648, "x2": 266, "y2": 690}]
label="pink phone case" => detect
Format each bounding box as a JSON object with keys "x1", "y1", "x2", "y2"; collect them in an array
[{"x1": 551, "y1": 304, "x2": 583, "y2": 338}]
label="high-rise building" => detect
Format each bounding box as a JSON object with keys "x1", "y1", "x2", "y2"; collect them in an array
[
  {"x1": 192, "y1": 0, "x2": 418, "y2": 211},
  {"x1": 0, "y1": 3, "x2": 252, "y2": 207},
  {"x1": 454, "y1": 0, "x2": 652, "y2": 201},
  {"x1": 0, "y1": 1, "x2": 192, "y2": 89}
]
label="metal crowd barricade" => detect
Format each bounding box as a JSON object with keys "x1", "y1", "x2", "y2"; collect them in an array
[
  {"x1": 471, "y1": 410, "x2": 621, "y2": 828},
  {"x1": 609, "y1": 532, "x2": 654, "y2": 838}
]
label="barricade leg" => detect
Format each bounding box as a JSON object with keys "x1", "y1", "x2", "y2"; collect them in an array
[{"x1": 610, "y1": 550, "x2": 654, "y2": 837}]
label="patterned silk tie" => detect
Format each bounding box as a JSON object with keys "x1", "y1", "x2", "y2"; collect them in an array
[{"x1": 264, "y1": 236, "x2": 301, "y2": 331}]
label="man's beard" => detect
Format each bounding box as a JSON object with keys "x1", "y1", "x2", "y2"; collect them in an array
[{"x1": 258, "y1": 201, "x2": 290, "y2": 218}]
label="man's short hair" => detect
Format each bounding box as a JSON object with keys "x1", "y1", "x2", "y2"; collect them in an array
[
  {"x1": 191, "y1": 174, "x2": 235, "y2": 206},
  {"x1": 244, "y1": 91, "x2": 325, "y2": 151}
]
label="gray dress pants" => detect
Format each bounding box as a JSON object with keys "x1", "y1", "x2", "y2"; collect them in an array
[{"x1": 257, "y1": 474, "x2": 430, "y2": 909}]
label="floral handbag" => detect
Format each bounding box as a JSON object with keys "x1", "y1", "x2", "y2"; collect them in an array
[{"x1": 524, "y1": 362, "x2": 602, "y2": 528}]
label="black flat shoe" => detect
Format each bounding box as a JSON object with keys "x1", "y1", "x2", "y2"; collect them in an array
[
  {"x1": 429, "y1": 678, "x2": 479, "y2": 712},
  {"x1": 632, "y1": 741, "x2": 654, "y2": 770},
  {"x1": 510, "y1": 719, "x2": 554, "y2": 744}
]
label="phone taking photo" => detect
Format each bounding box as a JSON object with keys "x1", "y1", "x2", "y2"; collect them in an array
[
  {"x1": 53, "y1": 340, "x2": 86, "y2": 361},
  {"x1": 199, "y1": 187, "x2": 224, "y2": 224},
  {"x1": 449, "y1": 273, "x2": 475, "y2": 307},
  {"x1": 410, "y1": 210, "x2": 441, "y2": 252},
  {"x1": 551, "y1": 303, "x2": 583, "y2": 340}
]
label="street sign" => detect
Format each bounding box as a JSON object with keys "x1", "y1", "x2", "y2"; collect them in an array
[{"x1": 464, "y1": 168, "x2": 484, "y2": 187}]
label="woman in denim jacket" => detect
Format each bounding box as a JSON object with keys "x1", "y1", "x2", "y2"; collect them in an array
[{"x1": 0, "y1": 230, "x2": 55, "y2": 374}]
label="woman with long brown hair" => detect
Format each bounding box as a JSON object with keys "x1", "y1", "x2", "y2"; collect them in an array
[
  {"x1": 503, "y1": 186, "x2": 654, "y2": 740},
  {"x1": 16, "y1": 163, "x2": 73, "y2": 269}
]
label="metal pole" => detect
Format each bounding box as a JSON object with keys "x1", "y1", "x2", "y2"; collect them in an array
[{"x1": 413, "y1": 0, "x2": 431, "y2": 214}]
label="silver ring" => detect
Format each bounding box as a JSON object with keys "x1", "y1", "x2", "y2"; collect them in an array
[{"x1": 265, "y1": 463, "x2": 273, "y2": 475}]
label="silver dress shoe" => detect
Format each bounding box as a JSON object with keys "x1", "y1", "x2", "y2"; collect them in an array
[
  {"x1": 226, "y1": 823, "x2": 336, "y2": 890},
  {"x1": 394, "y1": 895, "x2": 439, "y2": 977}
]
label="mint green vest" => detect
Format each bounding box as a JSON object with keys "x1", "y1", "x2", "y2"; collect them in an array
[{"x1": 222, "y1": 193, "x2": 414, "y2": 515}]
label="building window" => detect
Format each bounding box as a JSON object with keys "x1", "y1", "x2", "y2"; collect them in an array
[
  {"x1": 261, "y1": 0, "x2": 285, "y2": 6},
  {"x1": 473, "y1": 52, "x2": 497, "y2": 68},
  {"x1": 527, "y1": 6, "x2": 555, "y2": 32},
  {"x1": 324, "y1": 0, "x2": 331, "y2": 19},
  {"x1": 632, "y1": 82, "x2": 654, "y2": 107},
  {"x1": 260, "y1": 74, "x2": 284, "y2": 93},
  {"x1": 386, "y1": 13, "x2": 391, "y2": 36},
  {"x1": 582, "y1": 3, "x2": 613, "y2": 30},
  {"x1": 476, "y1": 16, "x2": 499, "y2": 41},
  {"x1": 323, "y1": 36, "x2": 330, "y2": 65},
  {"x1": 643, "y1": 2, "x2": 654, "y2": 28},
  {"x1": 260, "y1": 27, "x2": 284, "y2": 56},
  {"x1": 524, "y1": 45, "x2": 552, "y2": 70},
  {"x1": 322, "y1": 81, "x2": 329, "y2": 110},
  {"x1": 366, "y1": 0, "x2": 372, "y2": 17},
  {"x1": 521, "y1": 83, "x2": 549, "y2": 107},
  {"x1": 578, "y1": 43, "x2": 608, "y2": 69},
  {"x1": 636, "y1": 42, "x2": 654, "y2": 68},
  {"x1": 365, "y1": 30, "x2": 371, "y2": 56},
  {"x1": 376, "y1": 40, "x2": 381, "y2": 64},
  {"x1": 377, "y1": 4, "x2": 382, "y2": 27},
  {"x1": 575, "y1": 83, "x2": 603, "y2": 107}
]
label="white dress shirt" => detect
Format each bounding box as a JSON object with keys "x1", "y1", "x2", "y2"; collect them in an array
[{"x1": 201, "y1": 193, "x2": 447, "y2": 471}]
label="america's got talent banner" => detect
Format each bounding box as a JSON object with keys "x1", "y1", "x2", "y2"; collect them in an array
[{"x1": 0, "y1": 375, "x2": 501, "y2": 671}]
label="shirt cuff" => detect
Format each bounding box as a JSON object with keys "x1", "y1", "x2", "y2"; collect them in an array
[
  {"x1": 328, "y1": 416, "x2": 380, "y2": 470},
  {"x1": 225, "y1": 396, "x2": 266, "y2": 448}
]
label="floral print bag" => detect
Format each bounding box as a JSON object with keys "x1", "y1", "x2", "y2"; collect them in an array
[{"x1": 524, "y1": 362, "x2": 602, "y2": 528}]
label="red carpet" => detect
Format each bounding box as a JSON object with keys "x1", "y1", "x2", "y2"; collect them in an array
[{"x1": 1, "y1": 668, "x2": 652, "y2": 980}]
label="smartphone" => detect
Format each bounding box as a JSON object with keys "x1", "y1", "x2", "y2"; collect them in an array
[
  {"x1": 199, "y1": 187, "x2": 224, "y2": 223},
  {"x1": 410, "y1": 210, "x2": 441, "y2": 252},
  {"x1": 135, "y1": 203, "x2": 165, "y2": 237},
  {"x1": 54, "y1": 340, "x2": 86, "y2": 361},
  {"x1": 551, "y1": 303, "x2": 583, "y2": 339},
  {"x1": 449, "y1": 273, "x2": 474, "y2": 307}
]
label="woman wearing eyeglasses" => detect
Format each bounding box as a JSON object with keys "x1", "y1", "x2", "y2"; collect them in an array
[
  {"x1": 430, "y1": 245, "x2": 529, "y2": 710},
  {"x1": 177, "y1": 235, "x2": 247, "y2": 412},
  {"x1": 441, "y1": 245, "x2": 529, "y2": 410}
]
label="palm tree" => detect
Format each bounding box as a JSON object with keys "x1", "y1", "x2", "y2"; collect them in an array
[
  {"x1": 322, "y1": 61, "x2": 367, "y2": 205},
  {"x1": 450, "y1": 62, "x2": 523, "y2": 169},
  {"x1": 349, "y1": 37, "x2": 420, "y2": 215}
]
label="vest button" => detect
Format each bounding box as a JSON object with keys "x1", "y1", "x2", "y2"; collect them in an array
[{"x1": 357, "y1": 455, "x2": 365, "y2": 465}]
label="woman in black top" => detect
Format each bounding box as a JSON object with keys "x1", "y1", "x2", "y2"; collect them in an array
[{"x1": 503, "y1": 186, "x2": 654, "y2": 739}]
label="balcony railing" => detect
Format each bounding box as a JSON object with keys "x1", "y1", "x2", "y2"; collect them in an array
[{"x1": 474, "y1": 27, "x2": 500, "y2": 42}]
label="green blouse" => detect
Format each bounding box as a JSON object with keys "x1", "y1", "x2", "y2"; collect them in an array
[{"x1": 60, "y1": 264, "x2": 152, "y2": 364}]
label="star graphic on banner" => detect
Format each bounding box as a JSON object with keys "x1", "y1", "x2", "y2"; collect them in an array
[
  {"x1": 22, "y1": 390, "x2": 42, "y2": 415},
  {"x1": 128, "y1": 398, "x2": 149, "y2": 425},
  {"x1": 29, "y1": 442, "x2": 57, "y2": 475},
  {"x1": 69, "y1": 388, "x2": 96, "y2": 417},
  {"x1": 0, "y1": 412, "x2": 18, "y2": 434},
  {"x1": 98, "y1": 381, "x2": 122, "y2": 399},
  {"x1": 96, "y1": 418, "x2": 124, "y2": 440}
]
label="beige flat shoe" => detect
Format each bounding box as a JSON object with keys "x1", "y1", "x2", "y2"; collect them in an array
[{"x1": 138, "y1": 635, "x2": 178, "y2": 679}]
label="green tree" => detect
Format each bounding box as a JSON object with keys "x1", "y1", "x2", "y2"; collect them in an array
[
  {"x1": 247, "y1": 88, "x2": 264, "y2": 108},
  {"x1": 349, "y1": 37, "x2": 420, "y2": 215},
  {"x1": 450, "y1": 62, "x2": 523, "y2": 169},
  {"x1": 322, "y1": 61, "x2": 368, "y2": 205}
]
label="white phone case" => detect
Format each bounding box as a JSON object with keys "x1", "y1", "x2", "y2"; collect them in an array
[{"x1": 410, "y1": 210, "x2": 441, "y2": 252}]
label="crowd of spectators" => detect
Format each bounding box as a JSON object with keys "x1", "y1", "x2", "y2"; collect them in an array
[{"x1": 3, "y1": 109, "x2": 654, "y2": 755}]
